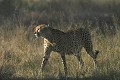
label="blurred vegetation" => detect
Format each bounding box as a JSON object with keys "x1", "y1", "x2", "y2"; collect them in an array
[
  {"x1": 0, "y1": 0, "x2": 120, "y2": 80},
  {"x1": 0, "y1": 0, "x2": 120, "y2": 35}
]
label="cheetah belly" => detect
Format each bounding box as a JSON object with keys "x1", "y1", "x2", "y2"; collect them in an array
[{"x1": 52, "y1": 41, "x2": 81, "y2": 55}]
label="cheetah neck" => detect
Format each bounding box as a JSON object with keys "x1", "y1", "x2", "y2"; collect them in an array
[{"x1": 44, "y1": 29, "x2": 65, "y2": 44}]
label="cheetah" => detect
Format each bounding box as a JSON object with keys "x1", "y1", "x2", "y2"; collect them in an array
[{"x1": 34, "y1": 24, "x2": 99, "y2": 76}]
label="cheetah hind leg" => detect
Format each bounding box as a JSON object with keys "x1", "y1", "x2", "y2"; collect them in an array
[
  {"x1": 93, "y1": 50, "x2": 99, "y2": 68},
  {"x1": 86, "y1": 49, "x2": 99, "y2": 68},
  {"x1": 94, "y1": 50, "x2": 99, "y2": 59},
  {"x1": 75, "y1": 53, "x2": 84, "y2": 68},
  {"x1": 89, "y1": 50, "x2": 99, "y2": 68}
]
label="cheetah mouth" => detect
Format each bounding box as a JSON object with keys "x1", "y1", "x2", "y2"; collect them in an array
[{"x1": 34, "y1": 33, "x2": 39, "y2": 38}]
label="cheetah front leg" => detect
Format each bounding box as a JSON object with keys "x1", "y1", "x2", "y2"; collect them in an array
[
  {"x1": 61, "y1": 53, "x2": 67, "y2": 77},
  {"x1": 41, "y1": 46, "x2": 52, "y2": 71}
]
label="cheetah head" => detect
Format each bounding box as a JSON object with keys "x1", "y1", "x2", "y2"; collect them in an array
[{"x1": 34, "y1": 24, "x2": 50, "y2": 38}]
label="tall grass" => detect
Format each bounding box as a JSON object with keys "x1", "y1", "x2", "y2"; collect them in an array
[
  {"x1": 0, "y1": 19, "x2": 120, "y2": 80},
  {"x1": 0, "y1": 0, "x2": 120, "y2": 80}
]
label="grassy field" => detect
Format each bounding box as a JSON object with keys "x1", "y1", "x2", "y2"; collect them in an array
[
  {"x1": 0, "y1": 0, "x2": 120, "y2": 80},
  {"x1": 0, "y1": 19, "x2": 120, "y2": 80}
]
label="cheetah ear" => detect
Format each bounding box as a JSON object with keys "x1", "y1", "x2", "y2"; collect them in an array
[{"x1": 45, "y1": 24, "x2": 49, "y2": 27}]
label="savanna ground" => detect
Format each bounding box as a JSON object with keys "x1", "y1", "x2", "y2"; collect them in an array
[{"x1": 0, "y1": 0, "x2": 120, "y2": 80}]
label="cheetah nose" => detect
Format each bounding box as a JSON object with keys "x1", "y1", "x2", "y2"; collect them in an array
[{"x1": 34, "y1": 32, "x2": 36, "y2": 34}]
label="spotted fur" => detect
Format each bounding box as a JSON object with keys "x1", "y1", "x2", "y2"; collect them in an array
[{"x1": 34, "y1": 24, "x2": 99, "y2": 76}]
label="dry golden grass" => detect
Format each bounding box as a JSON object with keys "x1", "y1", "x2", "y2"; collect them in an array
[
  {"x1": 0, "y1": 0, "x2": 120, "y2": 80},
  {"x1": 0, "y1": 19, "x2": 120, "y2": 80}
]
